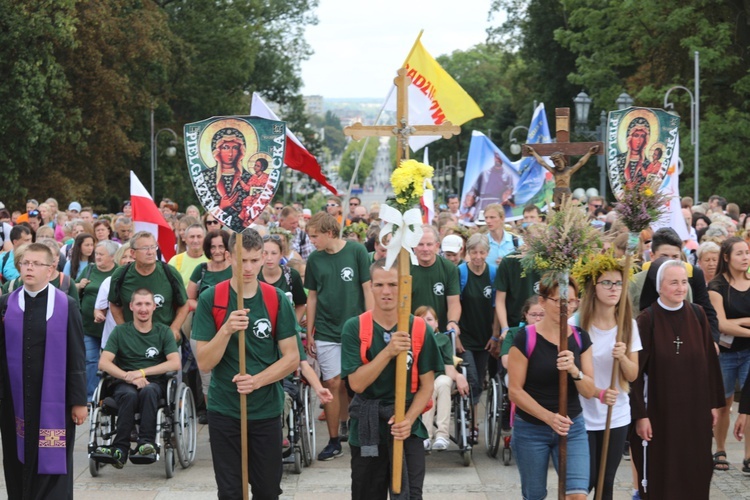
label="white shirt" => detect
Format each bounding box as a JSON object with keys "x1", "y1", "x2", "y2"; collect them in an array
[{"x1": 571, "y1": 318, "x2": 643, "y2": 430}]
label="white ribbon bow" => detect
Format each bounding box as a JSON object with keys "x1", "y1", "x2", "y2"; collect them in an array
[{"x1": 378, "y1": 204, "x2": 424, "y2": 271}]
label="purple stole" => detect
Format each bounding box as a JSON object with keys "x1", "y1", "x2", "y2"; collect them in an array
[{"x1": 5, "y1": 286, "x2": 69, "y2": 474}]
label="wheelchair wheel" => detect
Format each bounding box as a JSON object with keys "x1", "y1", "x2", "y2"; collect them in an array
[
  {"x1": 175, "y1": 384, "x2": 197, "y2": 469},
  {"x1": 300, "y1": 386, "x2": 313, "y2": 467},
  {"x1": 293, "y1": 445, "x2": 302, "y2": 474},
  {"x1": 88, "y1": 407, "x2": 114, "y2": 477},
  {"x1": 303, "y1": 385, "x2": 316, "y2": 462},
  {"x1": 502, "y1": 444, "x2": 512, "y2": 466},
  {"x1": 89, "y1": 457, "x2": 102, "y2": 477},
  {"x1": 461, "y1": 448, "x2": 472, "y2": 467},
  {"x1": 484, "y1": 378, "x2": 499, "y2": 458},
  {"x1": 164, "y1": 447, "x2": 175, "y2": 478}
]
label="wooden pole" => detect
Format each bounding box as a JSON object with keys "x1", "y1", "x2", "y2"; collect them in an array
[
  {"x1": 558, "y1": 271, "x2": 569, "y2": 500},
  {"x1": 595, "y1": 252, "x2": 633, "y2": 500},
  {"x1": 235, "y1": 234, "x2": 249, "y2": 500},
  {"x1": 392, "y1": 248, "x2": 412, "y2": 493}
]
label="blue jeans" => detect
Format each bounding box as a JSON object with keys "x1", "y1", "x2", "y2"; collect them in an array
[
  {"x1": 512, "y1": 413, "x2": 589, "y2": 500},
  {"x1": 84, "y1": 335, "x2": 101, "y2": 402},
  {"x1": 719, "y1": 349, "x2": 750, "y2": 398}
]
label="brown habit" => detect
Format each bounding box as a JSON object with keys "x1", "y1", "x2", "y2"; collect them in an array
[{"x1": 630, "y1": 302, "x2": 724, "y2": 499}]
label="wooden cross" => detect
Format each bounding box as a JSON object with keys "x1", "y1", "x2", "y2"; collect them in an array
[
  {"x1": 344, "y1": 68, "x2": 460, "y2": 162},
  {"x1": 522, "y1": 108, "x2": 604, "y2": 209},
  {"x1": 343, "y1": 68, "x2": 459, "y2": 494}
]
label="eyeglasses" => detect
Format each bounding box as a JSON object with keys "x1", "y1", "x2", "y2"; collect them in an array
[
  {"x1": 349, "y1": 202, "x2": 359, "y2": 206},
  {"x1": 544, "y1": 297, "x2": 579, "y2": 307},
  {"x1": 133, "y1": 245, "x2": 159, "y2": 252},
  {"x1": 527, "y1": 312, "x2": 545, "y2": 318},
  {"x1": 263, "y1": 234, "x2": 282, "y2": 242},
  {"x1": 644, "y1": 239, "x2": 652, "y2": 244},
  {"x1": 206, "y1": 220, "x2": 220, "y2": 226},
  {"x1": 20, "y1": 261, "x2": 52, "y2": 269},
  {"x1": 326, "y1": 203, "x2": 339, "y2": 207},
  {"x1": 274, "y1": 206, "x2": 283, "y2": 210},
  {"x1": 597, "y1": 280, "x2": 624, "y2": 290}
]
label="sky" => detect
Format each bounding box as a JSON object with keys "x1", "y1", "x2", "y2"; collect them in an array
[{"x1": 300, "y1": 0, "x2": 497, "y2": 99}]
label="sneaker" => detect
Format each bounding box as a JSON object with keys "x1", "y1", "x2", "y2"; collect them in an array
[
  {"x1": 198, "y1": 411, "x2": 208, "y2": 425},
  {"x1": 136, "y1": 443, "x2": 156, "y2": 456},
  {"x1": 317, "y1": 441, "x2": 343, "y2": 461},
  {"x1": 432, "y1": 437, "x2": 449, "y2": 451},
  {"x1": 339, "y1": 421, "x2": 349, "y2": 442},
  {"x1": 632, "y1": 490, "x2": 641, "y2": 500},
  {"x1": 423, "y1": 439, "x2": 432, "y2": 451},
  {"x1": 95, "y1": 446, "x2": 126, "y2": 469}
]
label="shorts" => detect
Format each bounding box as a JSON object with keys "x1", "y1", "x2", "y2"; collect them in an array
[
  {"x1": 316, "y1": 340, "x2": 341, "y2": 382},
  {"x1": 719, "y1": 349, "x2": 750, "y2": 398}
]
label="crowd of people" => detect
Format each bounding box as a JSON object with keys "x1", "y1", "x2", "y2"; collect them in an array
[{"x1": 0, "y1": 190, "x2": 747, "y2": 499}]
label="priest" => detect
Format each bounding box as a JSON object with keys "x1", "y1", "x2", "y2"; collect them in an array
[
  {"x1": 0, "y1": 242, "x2": 87, "y2": 499},
  {"x1": 630, "y1": 260, "x2": 724, "y2": 499}
]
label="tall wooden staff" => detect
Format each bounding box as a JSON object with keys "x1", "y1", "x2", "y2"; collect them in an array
[
  {"x1": 557, "y1": 271, "x2": 570, "y2": 500},
  {"x1": 234, "y1": 234, "x2": 249, "y2": 500}
]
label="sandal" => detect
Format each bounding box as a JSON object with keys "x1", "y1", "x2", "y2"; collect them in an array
[
  {"x1": 743, "y1": 457, "x2": 750, "y2": 474},
  {"x1": 713, "y1": 451, "x2": 730, "y2": 471}
]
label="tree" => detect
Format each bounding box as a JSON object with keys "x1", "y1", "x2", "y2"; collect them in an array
[{"x1": 338, "y1": 138, "x2": 380, "y2": 186}]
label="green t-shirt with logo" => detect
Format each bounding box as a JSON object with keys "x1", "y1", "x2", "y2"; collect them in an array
[
  {"x1": 108, "y1": 263, "x2": 187, "y2": 326},
  {"x1": 433, "y1": 331, "x2": 453, "y2": 377},
  {"x1": 304, "y1": 241, "x2": 371, "y2": 343},
  {"x1": 189, "y1": 263, "x2": 232, "y2": 296},
  {"x1": 410, "y1": 256, "x2": 460, "y2": 332},
  {"x1": 494, "y1": 251, "x2": 541, "y2": 328},
  {"x1": 79, "y1": 265, "x2": 118, "y2": 338},
  {"x1": 259, "y1": 266, "x2": 307, "y2": 306},
  {"x1": 459, "y1": 266, "x2": 495, "y2": 350},
  {"x1": 168, "y1": 252, "x2": 209, "y2": 288},
  {"x1": 192, "y1": 283, "x2": 298, "y2": 420},
  {"x1": 341, "y1": 314, "x2": 443, "y2": 446},
  {"x1": 103, "y1": 322, "x2": 179, "y2": 378}
]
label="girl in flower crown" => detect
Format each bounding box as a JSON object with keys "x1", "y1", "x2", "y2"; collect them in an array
[{"x1": 571, "y1": 252, "x2": 641, "y2": 500}]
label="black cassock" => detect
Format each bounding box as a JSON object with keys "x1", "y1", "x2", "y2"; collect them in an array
[
  {"x1": 630, "y1": 302, "x2": 724, "y2": 500},
  {"x1": 0, "y1": 286, "x2": 86, "y2": 500}
]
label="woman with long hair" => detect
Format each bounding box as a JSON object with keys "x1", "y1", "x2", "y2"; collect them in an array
[
  {"x1": 572, "y1": 254, "x2": 640, "y2": 499},
  {"x1": 508, "y1": 275, "x2": 596, "y2": 500},
  {"x1": 259, "y1": 233, "x2": 306, "y2": 322},
  {"x1": 708, "y1": 236, "x2": 750, "y2": 472},
  {"x1": 64, "y1": 232, "x2": 95, "y2": 281},
  {"x1": 186, "y1": 230, "x2": 232, "y2": 310}
]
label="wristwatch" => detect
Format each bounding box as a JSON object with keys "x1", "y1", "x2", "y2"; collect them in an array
[{"x1": 572, "y1": 369, "x2": 584, "y2": 381}]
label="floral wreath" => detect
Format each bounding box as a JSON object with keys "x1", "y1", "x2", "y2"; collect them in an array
[
  {"x1": 571, "y1": 250, "x2": 634, "y2": 291},
  {"x1": 343, "y1": 221, "x2": 369, "y2": 241}
]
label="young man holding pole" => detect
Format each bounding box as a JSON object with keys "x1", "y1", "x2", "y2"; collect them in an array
[
  {"x1": 193, "y1": 229, "x2": 299, "y2": 499},
  {"x1": 341, "y1": 258, "x2": 442, "y2": 499}
]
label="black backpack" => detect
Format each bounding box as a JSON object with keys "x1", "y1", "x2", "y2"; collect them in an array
[{"x1": 111, "y1": 261, "x2": 183, "y2": 308}]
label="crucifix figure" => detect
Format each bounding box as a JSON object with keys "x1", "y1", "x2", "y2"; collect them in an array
[
  {"x1": 521, "y1": 108, "x2": 604, "y2": 209},
  {"x1": 343, "y1": 68, "x2": 460, "y2": 494},
  {"x1": 674, "y1": 336, "x2": 683, "y2": 354}
]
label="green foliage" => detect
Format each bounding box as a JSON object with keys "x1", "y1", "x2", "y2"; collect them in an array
[{"x1": 338, "y1": 138, "x2": 380, "y2": 185}]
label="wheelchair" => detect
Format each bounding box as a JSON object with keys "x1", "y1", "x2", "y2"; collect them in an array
[
  {"x1": 87, "y1": 371, "x2": 198, "y2": 478},
  {"x1": 447, "y1": 331, "x2": 475, "y2": 467},
  {"x1": 281, "y1": 374, "x2": 317, "y2": 474},
  {"x1": 484, "y1": 373, "x2": 512, "y2": 465}
]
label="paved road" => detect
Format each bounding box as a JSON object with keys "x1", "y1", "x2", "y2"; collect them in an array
[{"x1": 0, "y1": 400, "x2": 748, "y2": 498}]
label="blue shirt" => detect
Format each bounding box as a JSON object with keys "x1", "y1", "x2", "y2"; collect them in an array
[
  {"x1": 1, "y1": 250, "x2": 18, "y2": 281},
  {"x1": 486, "y1": 230, "x2": 523, "y2": 265}
]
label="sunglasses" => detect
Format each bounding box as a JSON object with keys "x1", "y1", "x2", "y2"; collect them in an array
[
  {"x1": 206, "y1": 220, "x2": 220, "y2": 226},
  {"x1": 263, "y1": 234, "x2": 282, "y2": 242},
  {"x1": 28, "y1": 210, "x2": 40, "y2": 217},
  {"x1": 274, "y1": 206, "x2": 283, "y2": 210}
]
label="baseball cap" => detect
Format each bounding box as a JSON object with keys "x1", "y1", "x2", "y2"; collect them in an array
[
  {"x1": 68, "y1": 201, "x2": 82, "y2": 212},
  {"x1": 0, "y1": 202, "x2": 5, "y2": 210},
  {"x1": 441, "y1": 234, "x2": 464, "y2": 254},
  {"x1": 302, "y1": 208, "x2": 312, "y2": 219}
]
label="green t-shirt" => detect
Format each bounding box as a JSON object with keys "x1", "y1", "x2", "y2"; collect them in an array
[
  {"x1": 103, "y1": 322, "x2": 179, "y2": 377},
  {"x1": 259, "y1": 266, "x2": 307, "y2": 306},
  {"x1": 433, "y1": 332, "x2": 453, "y2": 377},
  {"x1": 500, "y1": 325, "x2": 522, "y2": 357},
  {"x1": 494, "y1": 251, "x2": 541, "y2": 328},
  {"x1": 4, "y1": 273, "x2": 80, "y2": 305},
  {"x1": 341, "y1": 315, "x2": 443, "y2": 446},
  {"x1": 459, "y1": 265, "x2": 495, "y2": 350},
  {"x1": 108, "y1": 262, "x2": 187, "y2": 326},
  {"x1": 304, "y1": 241, "x2": 371, "y2": 342},
  {"x1": 79, "y1": 265, "x2": 118, "y2": 338},
  {"x1": 192, "y1": 283, "x2": 298, "y2": 420},
  {"x1": 410, "y1": 256, "x2": 460, "y2": 332},
  {"x1": 189, "y1": 263, "x2": 232, "y2": 296},
  {"x1": 168, "y1": 252, "x2": 209, "y2": 288}
]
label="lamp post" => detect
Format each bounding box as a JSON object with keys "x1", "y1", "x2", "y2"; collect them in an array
[
  {"x1": 509, "y1": 126, "x2": 529, "y2": 155},
  {"x1": 572, "y1": 91, "x2": 632, "y2": 199},
  {"x1": 150, "y1": 106, "x2": 179, "y2": 200},
  {"x1": 664, "y1": 51, "x2": 700, "y2": 202}
]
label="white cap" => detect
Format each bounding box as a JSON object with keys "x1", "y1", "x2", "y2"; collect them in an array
[
  {"x1": 441, "y1": 234, "x2": 464, "y2": 254},
  {"x1": 302, "y1": 208, "x2": 312, "y2": 218}
]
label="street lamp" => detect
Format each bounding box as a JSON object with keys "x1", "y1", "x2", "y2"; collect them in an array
[
  {"x1": 150, "y1": 106, "x2": 179, "y2": 200},
  {"x1": 616, "y1": 92, "x2": 634, "y2": 110},
  {"x1": 573, "y1": 91, "x2": 592, "y2": 126},
  {"x1": 664, "y1": 52, "x2": 700, "y2": 202},
  {"x1": 509, "y1": 126, "x2": 529, "y2": 155},
  {"x1": 573, "y1": 91, "x2": 616, "y2": 199}
]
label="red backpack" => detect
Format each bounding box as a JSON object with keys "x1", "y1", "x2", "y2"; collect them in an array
[
  {"x1": 358, "y1": 311, "x2": 426, "y2": 394},
  {"x1": 212, "y1": 279, "x2": 279, "y2": 335}
]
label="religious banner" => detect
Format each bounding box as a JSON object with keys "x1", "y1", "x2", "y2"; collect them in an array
[{"x1": 184, "y1": 116, "x2": 286, "y2": 233}]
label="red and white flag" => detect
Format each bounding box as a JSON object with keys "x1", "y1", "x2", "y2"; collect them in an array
[
  {"x1": 420, "y1": 147, "x2": 435, "y2": 223},
  {"x1": 130, "y1": 171, "x2": 176, "y2": 261},
  {"x1": 251, "y1": 93, "x2": 338, "y2": 195}
]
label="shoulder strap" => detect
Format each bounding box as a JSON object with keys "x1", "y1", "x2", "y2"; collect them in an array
[
  {"x1": 198, "y1": 262, "x2": 208, "y2": 286},
  {"x1": 282, "y1": 265, "x2": 292, "y2": 289},
  {"x1": 212, "y1": 280, "x2": 231, "y2": 331},
  {"x1": 59, "y1": 273, "x2": 71, "y2": 293},
  {"x1": 525, "y1": 323, "x2": 537, "y2": 358},
  {"x1": 112, "y1": 262, "x2": 133, "y2": 307},
  {"x1": 359, "y1": 310, "x2": 374, "y2": 365},
  {"x1": 175, "y1": 253, "x2": 184, "y2": 271},
  {"x1": 160, "y1": 261, "x2": 184, "y2": 307},
  {"x1": 410, "y1": 316, "x2": 427, "y2": 393},
  {"x1": 512, "y1": 235, "x2": 519, "y2": 248},
  {"x1": 458, "y1": 263, "x2": 468, "y2": 293},
  {"x1": 570, "y1": 325, "x2": 583, "y2": 349},
  {"x1": 258, "y1": 281, "x2": 279, "y2": 337},
  {"x1": 83, "y1": 262, "x2": 94, "y2": 281}
]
